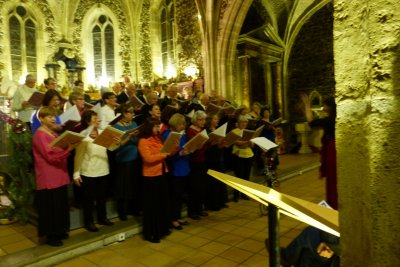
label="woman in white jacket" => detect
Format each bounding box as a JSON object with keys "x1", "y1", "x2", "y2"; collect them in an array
[{"x1": 73, "y1": 110, "x2": 115, "y2": 232}]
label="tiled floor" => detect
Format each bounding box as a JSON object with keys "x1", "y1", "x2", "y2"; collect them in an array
[{"x1": 0, "y1": 153, "x2": 324, "y2": 266}]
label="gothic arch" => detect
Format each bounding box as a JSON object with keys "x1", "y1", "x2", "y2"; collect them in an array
[
  {"x1": 282, "y1": 0, "x2": 332, "y2": 115},
  {"x1": 216, "y1": 0, "x2": 253, "y2": 100},
  {"x1": 79, "y1": 4, "x2": 123, "y2": 85},
  {"x1": 215, "y1": 0, "x2": 332, "y2": 112},
  {"x1": 72, "y1": 0, "x2": 133, "y2": 80},
  {"x1": 0, "y1": 0, "x2": 54, "y2": 83}
]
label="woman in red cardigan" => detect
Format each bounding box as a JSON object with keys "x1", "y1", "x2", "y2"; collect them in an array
[
  {"x1": 32, "y1": 107, "x2": 77, "y2": 246},
  {"x1": 138, "y1": 118, "x2": 175, "y2": 243}
]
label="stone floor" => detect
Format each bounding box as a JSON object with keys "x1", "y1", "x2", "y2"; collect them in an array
[{"x1": 0, "y1": 153, "x2": 324, "y2": 267}]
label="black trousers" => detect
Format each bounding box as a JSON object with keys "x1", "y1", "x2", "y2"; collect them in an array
[
  {"x1": 187, "y1": 162, "x2": 208, "y2": 215},
  {"x1": 81, "y1": 175, "x2": 108, "y2": 225},
  {"x1": 35, "y1": 185, "x2": 70, "y2": 238},
  {"x1": 233, "y1": 155, "x2": 253, "y2": 199},
  {"x1": 142, "y1": 175, "x2": 170, "y2": 240},
  {"x1": 169, "y1": 175, "x2": 188, "y2": 221}
]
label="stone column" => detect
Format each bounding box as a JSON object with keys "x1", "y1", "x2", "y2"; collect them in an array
[
  {"x1": 238, "y1": 55, "x2": 250, "y2": 107},
  {"x1": 334, "y1": 1, "x2": 400, "y2": 266},
  {"x1": 273, "y1": 61, "x2": 283, "y2": 117}
]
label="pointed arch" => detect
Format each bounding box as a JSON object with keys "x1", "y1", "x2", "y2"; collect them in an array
[{"x1": 72, "y1": 1, "x2": 133, "y2": 84}]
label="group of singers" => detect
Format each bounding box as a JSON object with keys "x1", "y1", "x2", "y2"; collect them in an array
[{"x1": 21, "y1": 77, "x2": 278, "y2": 246}]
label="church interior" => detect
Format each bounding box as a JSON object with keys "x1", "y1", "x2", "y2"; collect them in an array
[{"x1": 0, "y1": 0, "x2": 399, "y2": 266}]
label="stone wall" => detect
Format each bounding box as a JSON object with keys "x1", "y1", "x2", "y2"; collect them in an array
[
  {"x1": 287, "y1": 3, "x2": 334, "y2": 123},
  {"x1": 334, "y1": 0, "x2": 400, "y2": 266}
]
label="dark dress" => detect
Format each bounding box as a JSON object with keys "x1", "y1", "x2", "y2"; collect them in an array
[
  {"x1": 186, "y1": 126, "x2": 208, "y2": 217},
  {"x1": 309, "y1": 117, "x2": 337, "y2": 209},
  {"x1": 205, "y1": 128, "x2": 228, "y2": 210}
]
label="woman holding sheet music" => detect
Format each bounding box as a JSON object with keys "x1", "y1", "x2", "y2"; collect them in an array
[
  {"x1": 162, "y1": 113, "x2": 191, "y2": 230},
  {"x1": 32, "y1": 107, "x2": 76, "y2": 247},
  {"x1": 31, "y1": 89, "x2": 64, "y2": 134},
  {"x1": 138, "y1": 118, "x2": 173, "y2": 243},
  {"x1": 256, "y1": 107, "x2": 279, "y2": 168},
  {"x1": 112, "y1": 104, "x2": 141, "y2": 220},
  {"x1": 73, "y1": 110, "x2": 115, "y2": 232},
  {"x1": 186, "y1": 110, "x2": 209, "y2": 220},
  {"x1": 205, "y1": 114, "x2": 228, "y2": 210},
  {"x1": 302, "y1": 94, "x2": 338, "y2": 210},
  {"x1": 232, "y1": 115, "x2": 254, "y2": 202}
]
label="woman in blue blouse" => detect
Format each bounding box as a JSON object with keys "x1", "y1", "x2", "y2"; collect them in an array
[
  {"x1": 162, "y1": 113, "x2": 190, "y2": 230},
  {"x1": 31, "y1": 89, "x2": 64, "y2": 134},
  {"x1": 113, "y1": 103, "x2": 141, "y2": 220}
]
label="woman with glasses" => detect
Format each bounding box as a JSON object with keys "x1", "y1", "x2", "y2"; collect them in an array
[{"x1": 112, "y1": 104, "x2": 141, "y2": 220}]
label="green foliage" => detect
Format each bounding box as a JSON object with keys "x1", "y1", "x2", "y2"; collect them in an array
[
  {"x1": 139, "y1": 0, "x2": 153, "y2": 82},
  {"x1": 175, "y1": 0, "x2": 203, "y2": 75},
  {"x1": 2, "y1": 126, "x2": 36, "y2": 223}
]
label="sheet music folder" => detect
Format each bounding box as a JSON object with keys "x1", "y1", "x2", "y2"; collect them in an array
[{"x1": 207, "y1": 169, "x2": 339, "y2": 237}]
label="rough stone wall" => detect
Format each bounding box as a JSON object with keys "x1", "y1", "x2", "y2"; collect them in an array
[
  {"x1": 334, "y1": 0, "x2": 400, "y2": 266},
  {"x1": 288, "y1": 3, "x2": 335, "y2": 123}
]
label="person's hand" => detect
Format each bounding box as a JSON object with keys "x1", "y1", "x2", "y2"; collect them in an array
[
  {"x1": 218, "y1": 140, "x2": 227, "y2": 148},
  {"x1": 113, "y1": 136, "x2": 122, "y2": 144},
  {"x1": 169, "y1": 146, "x2": 180, "y2": 156},
  {"x1": 22, "y1": 101, "x2": 32, "y2": 108},
  {"x1": 67, "y1": 142, "x2": 79, "y2": 151},
  {"x1": 300, "y1": 94, "x2": 310, "y2": 108},
  {"x1": 74, "y1": 177, "x2": 83, "y2": 187},
  {"x1": 129, "y1": 130, "x2": 139, "y2": 137},
  {"x1": 179, "y1": 149, "x2": 190, "y2": 156},
  {"x1": 316, "y1": 242, "x2": 334, "y2": 259},
  {"x1": 237, "y1": 140, "x2": 250, "y2": 148},
  {"x1": 53, "y1": 124, "x2": 63, "y2": 132},
  {"x1": 300, "y1": 93, "x2": 313, "y2": 122}
]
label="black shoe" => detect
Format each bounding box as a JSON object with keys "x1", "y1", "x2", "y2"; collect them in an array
[
  {"x1": 85, "y1": 223, "x2": 99, "y2": 232},
  {"x1": 46, "y1": 238, "x2": 63, "y2": 247},
  {"x1": 189, "y1": 214, "x2": 201, "y2": 220},
  {"x1": 171, "y1": 222, "x2": 183, "y2": 230},
  {"x1": 241, "y1": 195, "x2": 250, "y2": 200},
  {"x1": 146, "y1": 237, "x2": 160, "y2": 243},
  {"x1": 200, "y1": 211, "x2": 209, "y2": 217},
  {"x1": 98, "y1": 219, "x2": 114, "y2": 226},
  {"x1": 58, "y1": 232, "x2": 69, "y2": 240},
  {"x1": 178, "y1": 220, "x2": 189, "y2": 226},
  {"x1": 162, "y1": 230, "x2": 172, "y2": 237}
]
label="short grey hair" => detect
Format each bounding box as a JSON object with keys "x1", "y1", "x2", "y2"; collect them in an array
[
  {"x1": 25, "y1": 74, "x2": 35, "y2": 82},
  {"x1": 191, "y1": 110, "x2": 207, "y2": 124},
  {"x1": 237, "y1": 115, "x2": 249, "y2": 122}
]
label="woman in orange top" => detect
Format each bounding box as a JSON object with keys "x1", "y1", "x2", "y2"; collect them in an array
[{"x1": 138, "y1": 118, "x2": 173, "y2": 243}]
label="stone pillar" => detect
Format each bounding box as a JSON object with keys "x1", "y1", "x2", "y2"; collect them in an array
[
  {"x1": 238, "y1": 55, "x2": 250, "y2": 107},
  {"x1": 273, "y1": 61, "x2": 283, "y2": 117},
  {"x1": 264, "y1": 62, "x2": 273, "y2": 105},
  {"x1": 334, "y1": 1, "x2": 400, "y2": 266}
]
